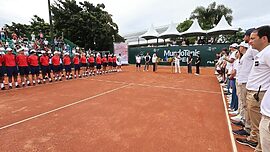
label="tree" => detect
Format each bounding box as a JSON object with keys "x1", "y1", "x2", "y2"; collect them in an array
[
  {"x1": 51, "y1": 0, "x2": 124, "y2": 51},
  {"x1": 190, "y1": 2, "x2": 233, "y2": 30},
  {"x1": 176, "y1": 19, "x2": 193, "y2": 32},
  {"x1": 5, "y1": 15, "x2": 50, "y2": 39},
  {"x1": 29, "y1": 15, "x2": 50, "y2": 38}
]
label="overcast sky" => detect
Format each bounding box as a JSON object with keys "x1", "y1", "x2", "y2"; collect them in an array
[{"x1": 0, "y1": 0, "x2": 270, "y2": 35}]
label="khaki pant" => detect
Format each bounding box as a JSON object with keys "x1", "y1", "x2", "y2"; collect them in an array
[
  {"x1": 238, "y1": 83, "x2": 251, "y2": 132},
  {"x1": 246, "y1": 90, "x2": 266, "y2": 152},
  {"x1": 259, "y1": 115, "x2": 270, "y2": 152}
]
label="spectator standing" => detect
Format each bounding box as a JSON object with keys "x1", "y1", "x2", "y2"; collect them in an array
[
  {"x1": 174, "y1": 53, "x2": 181, "y2": 73},
  {"x1": 4, "y1": 48, "x2": 19, "y2": 89},
  {"x1": 195, "y1": 54, "x2": 201, "y2": 75},
  {"x1": 135, "y1": 55, "x2": 142, "y2": 71},
  {"x1": 144, "y1": 52, "x2": 151, "y2": 71},
  {"x1": 187, "y1": 54, "x2": 193, "y2": 74},
  {"x1": 152, "y1": 53, "x2": 158, "y2": 72},
  {"x1": 236, "y1": 26, "x2": 270, "y2": 151},
  {"x1": 16, "y1": 48, "x2": 30, "y2": 86}
]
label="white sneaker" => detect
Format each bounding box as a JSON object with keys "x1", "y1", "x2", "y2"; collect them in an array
[
  {"x1": 220, "y1": 83, "x2": 227, "y2": 87},
  {"x1": 229, "y1": 111, "x2": 238, "y2": 115},
  {"x1": 231, "y1": 115, "x2": 242, "y2": 121}
]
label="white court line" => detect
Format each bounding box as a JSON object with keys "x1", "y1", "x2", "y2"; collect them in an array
[
  {"x1": 88, "y1": 78, "x2": 221, "y2": 94},
  {"x1": 219, "y1": 85, "x2": 238, "y2": 152},
  {"x1": 136, "y1": 83, "x2": 221, "y2": 94},
  {"x1": 0, "y1": 84, "x2": 131, "y2": 131}
]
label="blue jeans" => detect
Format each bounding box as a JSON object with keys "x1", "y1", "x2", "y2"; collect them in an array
[{"x1": 230, "y1": 79, "x2": 238, "y2": 111}]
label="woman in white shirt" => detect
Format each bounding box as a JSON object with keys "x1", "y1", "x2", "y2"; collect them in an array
[
  {"x1": 174, "y1": 53, "x2": 181, "y2": 73},
  {"x1": 152, "y1": 53, "x2": 158, "y2": 72},
  {"x1": 135, "y1": 55, "x2": 142, "y2": 71}
]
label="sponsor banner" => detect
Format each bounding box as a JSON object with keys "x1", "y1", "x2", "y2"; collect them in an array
[
  {"x1": 114, "y1": 43, "x2": 128, "y2": 64},
  {"x1": 128, "y1": 44, "x2": 229, "y2": 66}
]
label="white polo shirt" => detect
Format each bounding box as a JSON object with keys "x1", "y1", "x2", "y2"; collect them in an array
[
  {"x1": 261, "y1": 88, "x2": 270, "y2": 117},
  {"x1": 234, "y1": 59, "x2": 239, "y2": 79},
  {"x1": 237, "y1": 48, "x2": 259, "y2": 84},
  {"x1": 246, "y1": 45, "x2": 270, "y2": 91},
  {"x1": 136, "y1": 56, "x2": 141, "y2": 63},
  {"x1": 227, "y1": 50, "x2": 237, "y2": 74}
]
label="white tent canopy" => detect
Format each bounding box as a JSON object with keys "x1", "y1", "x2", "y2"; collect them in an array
[
  {"x1": 207, "y1": 15, "x2": 238, "y2": 35},
  {"x1": 180, "y1": 19, "x2": 207, "y2": 37},
  {"x1": 159, "y1": 22, "x2": 181, "y2": 39},
  {"x1": 140, "y1": 24, "x2": 159, "y2": 40}
]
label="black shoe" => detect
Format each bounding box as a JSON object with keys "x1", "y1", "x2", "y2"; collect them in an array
[
  {"x1": 22, "y1": 84, "x2": 25, "y2": 87},
  {"x1": 224, "y1": 92, "x2": 232, "y2": 95},
  {"x1": 236, "y1": 138, "x2": 257, "y2": 149},
  {"x1": 27, "y1": 83, "x2": 31, "y2": 86},
  {"x1": 233, "y1": 129, "x2": 250, "y2": 136},
  {"x1": 232, "y1": 121, "x2": 245, "y2": 127},
  {"x1": 9, "y1": 86, "x2": 12, "y2": 89},
  {"x1": 1, "y1": 87, "x2": 5, "y2": 90},
  {"x1": 15, "y1": 85, "x2": 20, "y2": 88}
]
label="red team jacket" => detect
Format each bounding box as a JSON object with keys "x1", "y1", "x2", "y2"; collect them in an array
[
  {"x1": 28, "y1": 55, "x2": 39, "y2": 66},
  {"x1": 52, "y1": 56, "x2": 60, "y2": 66},
  {"x1": 40, "y1": 55, "x2": 49, "y2": 66},
  {"x1": 4, "y1": 54, "x2": 16, "y2": 67},
  {"x1": 63, "y1": 56, "x2": 71, "y2": 65},
  {"x1": 16, "y1": 54, "x2": 28, "y2": 67},
  {"x1": 73, "y1": 56, "x2": 80, "y2": 65}
]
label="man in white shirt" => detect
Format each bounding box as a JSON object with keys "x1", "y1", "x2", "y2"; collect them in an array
[
  {"x1": 257, "y1": 26, "x2": 270, "y2": 152},
  {"x1": 232, "y1": 37, "x2": 259, "y2": 137},
  {"x1": 135, "y1": 55, "x2": 142, "y2": 71},
  {"x1": 236, "y1": 26, "x2": 270, "y2": 151},
  {"x1": 224, "y1": 44, "x2": 238, "y2": 94},
  {"x1": 260, "y1": 88, "x2": 270, "y2": 152}
]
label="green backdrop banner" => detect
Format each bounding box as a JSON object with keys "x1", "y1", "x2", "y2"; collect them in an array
[{"x1": 128, "y1": 44, "x2": 229, "y2": 66}]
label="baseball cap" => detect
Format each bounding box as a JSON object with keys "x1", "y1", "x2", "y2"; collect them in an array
[
  {"x1": 0, "y1": 47, "x2": 5, "y2": 51},
  {"x1": 6, "y1": 48, "x2": 12, "y2": 51},
  {"x1": 30, "y1": 49, "x2": 36, "y2": 53},
  {"x1": 17, "y1": 48, "x2": 24, "y2": 53},
  {"x1": 230, "y1": 43, "x2": 239, "y2": 48},
  {"x1": 239, "y1": 41, "x2": 249, "y2": 48}
]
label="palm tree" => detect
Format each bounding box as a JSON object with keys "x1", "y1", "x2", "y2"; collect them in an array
[{"x1": 190, "y1": 2, "x2": 233, "y2": 30}]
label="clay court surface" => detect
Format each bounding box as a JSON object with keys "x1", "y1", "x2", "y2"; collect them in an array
[{"x1": 0, "y1": 66, "x2": 252, "y2": 152}]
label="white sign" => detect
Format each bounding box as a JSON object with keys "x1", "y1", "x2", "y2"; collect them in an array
[{"x1": 114, "y1": 43, "x2": 128, "y2": 64}]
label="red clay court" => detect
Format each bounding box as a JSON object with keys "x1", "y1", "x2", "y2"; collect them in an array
[{"x1": 0, "y1": 66, "x2": 252, "y2": 152}]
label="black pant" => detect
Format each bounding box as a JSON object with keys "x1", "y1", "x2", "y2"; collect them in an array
[
  {"x1": 153, "y1": 63, "x2": 157, "y2": 72},
  {"x1": 188, "y1": 64, "x2": 192, "y2": 73},
  {"x1": 196, "y1": 64, "x2": 200, "y2": 74}
]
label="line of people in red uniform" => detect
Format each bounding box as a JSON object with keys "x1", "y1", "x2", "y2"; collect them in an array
[{"x1": 0, "y1": 47, "x2": 119, "y2": 90}]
